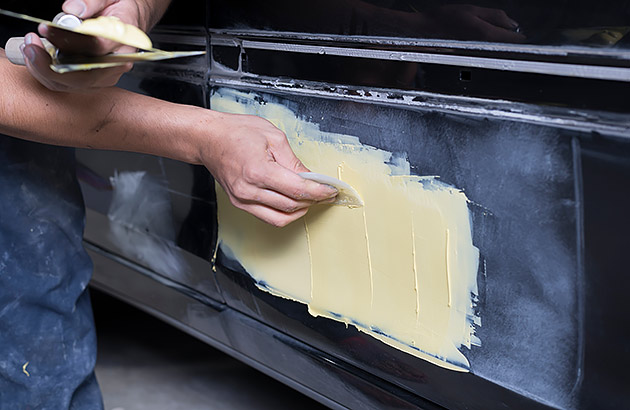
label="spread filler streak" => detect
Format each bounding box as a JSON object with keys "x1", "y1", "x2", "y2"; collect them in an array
[{"x1": 212, "y1": 89, "x2": 480, "y2": 371}]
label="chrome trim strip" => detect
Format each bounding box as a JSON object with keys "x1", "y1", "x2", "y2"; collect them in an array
[
  {"x1": 210, "y1": 29, "x2": 630, "y2": 60},
  {"x1": 237, "y1": 39, "x2": 630, "y2": 82},
  {"x1": 208, "y1": 75, "x2": 630, "y2": 139}
]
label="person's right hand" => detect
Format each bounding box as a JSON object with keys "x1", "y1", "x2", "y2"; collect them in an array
[
  {"x1": 40, "y1": 0, "x2": 148, "y2": 56},
  {"x1": 196, "y1": 111, "x2": 339, "y2": 227}
]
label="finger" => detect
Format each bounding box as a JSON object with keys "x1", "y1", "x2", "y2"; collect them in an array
[
  {"x1": 274, "y1": 145, "x2": 309, "y2": 173},
  {"x1": 26, "y1": 32, "x2": 49, "y2": 52},
  {"x1": 56, "y1": 63, "x2": 131, "y2": 90},
  {"x1": 266, "y1": 129, "x2": 310, "y2": 173},
  {"x1": 59, "y1": 0, "x2": 131, "y2": 55},
  {"x1": 475, "y1": 20, "x2": 527, "y2": 42},
  {"x1": 237, "y1": 202, "x2": 309, "y2": 227},
  {"x1": 37, "y1": 23, "x2": 49, "y2": 38},
  {"x1": 475, "y1": 8, "x2": 519, "y2": 31},
  {"x1": 238, "y1": 186, "x2": 316, "y2": 213},
  {"x1": 256, "y1": 162, "x2": 338, "y2": 202},
  {"x1": 44, "y1": 25, "x2": 119, "y2": 56},
  {"x1": 63, "y1": 0, "x2": 112, "y2": 19},
  {"x1": 23, "y1": 34, "x2": 131, "y2": 91},
  {"x1": 115, "y1": 45, "x2": 138, "y2": 54},
  {"x1": 22, "y1": 35, "x2": 68, "y2": 91}
]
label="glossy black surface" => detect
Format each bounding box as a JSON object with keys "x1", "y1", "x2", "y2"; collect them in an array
[
  {"x1": 580, "y1": 138, "x2": 630, "y2": 410},
  {"x1": 75, "y1": 2, "x2": 630, "y2": 409},
  {"x1": 209, "y1": 88, "x2": 580, "y2": 409},
  {"x1": 212, "y1": 45, "x2": 630, "y2": 112},
  {"x1": 209, "y1": 0, "x2": 630, "y2": 49},
  {"x1": 88, "y1": 245, "x2": 429, "y2": 409},
  {"x1": 216, "y1": 250, "x2": 552, "y2": 410},
  {"x1": 77, "y1": 69, "x2": 223, "y2": 302}
]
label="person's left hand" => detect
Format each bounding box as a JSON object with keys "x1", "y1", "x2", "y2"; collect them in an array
[{"x1": 21, "y1": 33, "x2": 132, "y2": 91}]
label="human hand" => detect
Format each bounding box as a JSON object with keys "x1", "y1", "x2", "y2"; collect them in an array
[
  {"x1": 199, "y1": 111, "x2": 339, "y2": 227},
  {"x1": 40, "y1": 0, "x2": 147, "y2": 55},
  {"x1": 24, "y1": 0, "x2": 148, "y2": 91},
  {"x1": 21, "y1": 32, "x2": 132, "y2": 91},
  {"x1": 418, "y1": 4, "x2": 526, "y2": 43}
]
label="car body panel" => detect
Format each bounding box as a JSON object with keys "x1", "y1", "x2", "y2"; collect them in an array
[{"x1": 78, "y1": 2, "x2": 630, "y2": 408}]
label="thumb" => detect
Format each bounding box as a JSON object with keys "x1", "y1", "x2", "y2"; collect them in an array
[
  {"x1": 62, "y1": 0, "x2": 112, "y2": 19},
  {"x1": 273, "y1": 145, "x2": 310, "y2": 173},
  {"x1": 268, "y1": 134, "x2": 310, "y2": 173},
  {"x1": 22, "y1": 34, "x2": 66, "y2": 91}
]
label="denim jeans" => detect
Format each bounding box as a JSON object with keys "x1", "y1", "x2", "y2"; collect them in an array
[{"x1": 0, "y1": 136, "x2": 103, "y2": 409}]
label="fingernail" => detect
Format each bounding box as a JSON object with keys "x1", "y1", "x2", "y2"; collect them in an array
[
  {"x1": 38, "y1": 23, "x2": 48, "y2": 36},
  {"x1": 24, "y1": 33, "x2": 33, "y2": 45},
  {"x1": 23, "y1": 47, "x2": 36, "y2": 62},
  {"x1": 325, "y1": 187, "x2": 339, "y2": 198},
  {"x1": 322, "y1": 197, "x2": 337, "y2": 204},
  {"x1": 508, "y1": 18, "x2": 519, "y2": 29},
  {"x1": 63, "y1": 0, "x2": 87, "y2": 18}
]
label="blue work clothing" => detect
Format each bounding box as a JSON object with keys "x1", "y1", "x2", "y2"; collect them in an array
[{"x1": 0, "y1": 136, "x2": 103, "y2": 409}]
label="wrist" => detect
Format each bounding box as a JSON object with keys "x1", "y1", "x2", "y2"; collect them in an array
[{"x1": 179, "y1": 106, "x2": 228, "y2": 167}]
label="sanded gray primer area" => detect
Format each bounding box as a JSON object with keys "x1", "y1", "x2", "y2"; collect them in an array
[{"x1": 217, "y1": 89, "x2": 581, "y2": 409}]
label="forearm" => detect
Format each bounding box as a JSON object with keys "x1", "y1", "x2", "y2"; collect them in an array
[
  {"x1": 1, "y1": 42, "x2": 338, "y2": 227},
  {"x1": 0, "y1": 51, "x2": 205, "y2": 164}
]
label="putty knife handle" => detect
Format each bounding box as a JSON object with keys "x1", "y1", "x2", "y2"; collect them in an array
[{"x1": 5, "y1": 37, "x2": 54, "y2": 66}]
